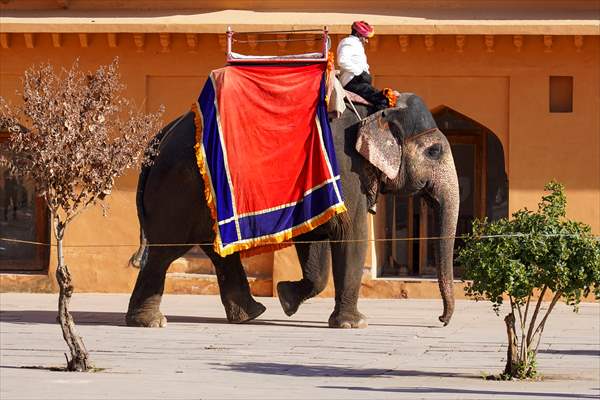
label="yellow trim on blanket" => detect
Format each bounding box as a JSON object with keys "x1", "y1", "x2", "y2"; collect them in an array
[
  {"x1": 192, "y1": 102, "x2": 222, "y2": 254},
  {"x1": 192, "y1": 102, "x2": 347, "y2": 259},
  {"x1": 233, "y1": 202, "x2": 347, "y2": 259}
]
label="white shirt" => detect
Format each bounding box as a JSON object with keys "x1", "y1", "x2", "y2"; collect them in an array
[{"x1": 336, "y1": 35, "x2": 370, "y2": 86}]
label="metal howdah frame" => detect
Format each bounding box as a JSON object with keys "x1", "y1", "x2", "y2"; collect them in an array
[{"x1": 226, "y1": 26, "x2": 329, "y2": 64}]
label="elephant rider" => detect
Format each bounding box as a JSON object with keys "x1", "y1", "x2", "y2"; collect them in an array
[{"x1": 337, "y1": 21, "x2": 398, "y2": 110}]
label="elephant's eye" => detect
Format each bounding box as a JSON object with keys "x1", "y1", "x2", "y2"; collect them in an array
[{"x1": 426, "y1": 143, "x2": 443, "y2": 160}]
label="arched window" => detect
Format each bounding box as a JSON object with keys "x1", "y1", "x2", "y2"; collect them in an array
[
  {"x1": 375, "y1": 106, "x2": 508, "y2": 278},
  {"x1": 0, "y1": 130, "x2": 50, "y2": 272}
]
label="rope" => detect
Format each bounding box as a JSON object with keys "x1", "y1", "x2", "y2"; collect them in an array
[{"x1": 1, "y1": 233, "x2": 598, "y2": 248}]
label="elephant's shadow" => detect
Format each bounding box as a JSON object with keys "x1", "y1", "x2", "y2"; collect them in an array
[
  {"x1": 0, "y1": 310, "x2": 438, "y2": 329},
  {"x1": 0, "y1": 310, "x2": 329, "y2": 328}
]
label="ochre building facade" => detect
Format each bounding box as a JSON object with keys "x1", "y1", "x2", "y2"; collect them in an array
[{"x1": 1, "y1": 1, "x2": 599, "y2": 300}]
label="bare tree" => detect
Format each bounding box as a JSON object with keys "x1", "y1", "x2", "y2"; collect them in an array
[{"x1": 0, "y1": 59, "x2": 163, "y2": 371}]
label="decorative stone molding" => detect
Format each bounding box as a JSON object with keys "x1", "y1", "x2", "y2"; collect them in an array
[
  {"x1": 543, "y1": 35, "x2": 553, "y2": 52},
  {"x1": 159, "y1": 33, "x2": 170, "y2": 53},
  {"x1": 276, "y1": 34, "x2": 288, "y2": 51},
  {"x1": 133, "y1": 33, "x2": 145, "y2": 52},
  {"x1": 574, "y1": 35, "x2": 583, "y2": 52},
  {"x1": 424, "y1": 35, "x2": 434, "y2": 51},
  {"x1": 513, "y1": 35, "x2": 523, "y2": 52},
  {"x1": 107, "y1": 33, "x2": 117, "y2": 48},
  {"x1": 78, "y1": 33, "x2": 88, "y2": 48},
  {"x1": 51, "y1": 33, "x2": 61, "y2": 48},
  {"x1": 0, "y1": 33, "x2": 9, "y2": 49},
  {"x1": 484, "y1": 35, "x2": 494, "y2": 52},
  {"x1": 398, "y1": 35, "x2": 409, "y2": 52},
  {"x1": 0, "y1": 32, "x2": 586, "y2": 55},
  {"x1": 24, "y1": 33, "x2": 34, "y2": 49},
  {"x1": 455, "y1": 35, "x2": 465, "y2": 53}
]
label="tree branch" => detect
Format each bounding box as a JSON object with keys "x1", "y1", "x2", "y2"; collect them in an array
[
  {"x1": 526, "y1": 285, "x2": 547, "y2": 347},
  {"x1": 531, "y1": 290, "x2": 562, "y2": 351}
]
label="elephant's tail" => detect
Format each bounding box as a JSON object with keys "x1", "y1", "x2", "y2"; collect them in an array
[
  {"x1": 129, "y1": 230, "x2": 148, "y2": 269},
  {"x1": 129, "y1": 113, "x2": 188, "y2": 269},
  {"x1": 129, "y1": 153, "x2": 153, "y2": 269}
]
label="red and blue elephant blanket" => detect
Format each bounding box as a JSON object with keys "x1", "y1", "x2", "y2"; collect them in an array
[{"x1": 192, "y1": 63, "x2": 346, "y2": 257}]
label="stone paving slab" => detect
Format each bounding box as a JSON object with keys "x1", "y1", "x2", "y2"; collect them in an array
[{"x1": 0, "y1": 293, "x2": 598, "y2": 400}]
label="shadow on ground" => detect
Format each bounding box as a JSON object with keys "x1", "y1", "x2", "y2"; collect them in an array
[
  {"x1": 0, "y1": 310, "x2": 438, "y2": 329},
  {"x1": 0, "y1": 310, "x2": 335, "y2": 329},
  {"x1": 539, "y1": 349, "x2": 600, "y2": 357},
  {"x1": 317, "y1": 386, "x2": 599, "y2": 399},
  {"x1": 214, "y1": 361, "x2": 480, "y2": 379}
]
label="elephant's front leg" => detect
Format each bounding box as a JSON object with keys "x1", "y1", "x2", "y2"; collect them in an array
[
  {"x1": 329, "y1": 226, "x2": 368, "y2": 329},
  {"x1": 203, "y1": 247, "x2": 266, "y2": 323},
  {"x1": 277, "y1": 238, "x2": 330, "y2": 316}
]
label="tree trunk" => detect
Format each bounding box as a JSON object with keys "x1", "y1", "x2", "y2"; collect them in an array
[
  {"x1": 504, "y1": 312, "x2": 519, "y2": 377},
  {"x1": 55, "y1": 223, "x2": 91, "y2": 371}
]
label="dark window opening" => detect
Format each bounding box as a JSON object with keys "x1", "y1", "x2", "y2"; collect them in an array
[
  {"x1": 0, "y1": 131, "x2": 50, "y2": 273},
  {"x1": 549, "y1": 76, "x2": 573, "y2": 113}
]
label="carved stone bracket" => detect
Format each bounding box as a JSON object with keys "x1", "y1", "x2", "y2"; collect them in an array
[
  {"x1": 513, "y1": 35, "x2": 523, "y2": 52},
  {"x1": 306, "y1": 34, "x2": 316, "y2": 50},
  {"x1": 51, "y1": 33, "x2": 61, "y2": 48},
  {"x1": 246, "y1": 33, "x2": 258, "y2": 50},
  {"x1": 543, "y1": 35, "x2": 553, "y2": 53},
  {"x1": 574, "y1": 35, "x2": 583, "y2": 52},
  {"x1": 186, "y1": 33, "x2": 198, "y2": 53},
  {"x1": 276, "y1": 34, "x2": 288, "y2": 51},
  {"x1": 367, "y1": 35, "x2": 379, "y2": 53},
  {"x1": 159, "y1": 33, "x2": 170, "y2": 53},
  {"x1": 107, "y1": 33, "x2": 117, "y2": 48},
  {"x1": 484, "y1": 35, "x2": 495, "y2": 53},
  {"x1": 78, "y1": 33, "x2": 89, "y2": 48},
  {"x1": 424, "y1": 35, "x2": 434, "y2": 51},
  {"x1": 24, "y1": 33, "x2": 34, "y2": 49},
  {"x1": 455, "y1": 35, "x2": 465, "y2": 53},
  {"x1": 0, "y1": 33, "x2": 9, "y2": 49},
  {"x1": 133, "y1": 33, "x2": 145, "y2": 52},
  {"x1": 217, "y1": 34, "x2": 227, "y2": 52},
  {"x1": 398, "y1": 35, "x2": 409, "y2": 52}
]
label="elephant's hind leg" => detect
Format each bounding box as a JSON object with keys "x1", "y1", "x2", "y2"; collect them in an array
[
  {"x1": 202, "y1": 246, "x2": 266, "y2": 323},
  {"x1": 126, "y1": 245, "x2": 191, "y2": 327}
]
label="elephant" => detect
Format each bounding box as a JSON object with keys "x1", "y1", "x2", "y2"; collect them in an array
[{"x1": 125, "y1": 92, "x2": 459, "y2": 329}]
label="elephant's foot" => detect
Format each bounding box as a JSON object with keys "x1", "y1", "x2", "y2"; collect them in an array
[
  {"x1": 277, "y1": 281, "x2": 304, "y2": 317},
  {"x1": 125, "y1": 309, "x2": 167, "y2": 328},
  {"x1": 223, "y1": 297, "x2": 266, "y2": 324},
  {"x1": 328, "y1": 309, "x2": 368, "y2": 329},
  {"x1": 126, "y1": 294, "x2": 167, "y2": 327}
]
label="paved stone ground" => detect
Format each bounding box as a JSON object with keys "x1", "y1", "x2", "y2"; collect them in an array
[{"x1": 0, "y1": 293, "x2": 598, "y2": 400}]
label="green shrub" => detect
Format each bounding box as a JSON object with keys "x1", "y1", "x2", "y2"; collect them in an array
[{"x1": 458, "y1": 181, "x2": 600, "y2": 379}]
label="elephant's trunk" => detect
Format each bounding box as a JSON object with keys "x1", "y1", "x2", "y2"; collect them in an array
[{"x1": 431, "y1": 146, "x2": 459, "y2": 326}]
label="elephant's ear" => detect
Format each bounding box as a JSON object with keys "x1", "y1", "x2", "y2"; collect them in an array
[{"x1": 355, "y1": 110, "x2": 401, "y2": 180}]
